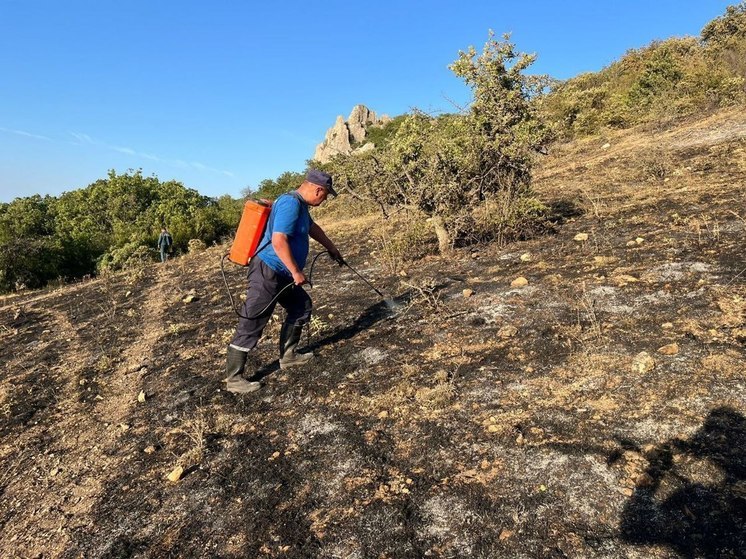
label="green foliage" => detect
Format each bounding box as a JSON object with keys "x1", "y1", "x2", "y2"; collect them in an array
[
  {"x1": 328, "y1": 33, "x2": 551, "y2": 253},
  {"x1": 363, "y1": 115, "x2": 407, "y2": 148},
  {"x1": 245, "y1": 171, "x2": 306, "y2": 200},
  {"x1": 0, "y1": 170, "x2": 243, "y2": 293},
  {"x1": 96, "y1": 242, "x2": 151, "y2": 274},
  {"x1": 542, "y1": 4, "x2": 746, "y2": 138},
  {"x1": 702, "y1": 2, "x2": 746, "y2": 47}
]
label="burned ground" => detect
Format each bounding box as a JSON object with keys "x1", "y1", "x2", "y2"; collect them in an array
[{"x1": 1, "y1": 109, "x2": 745, "y2": 558}]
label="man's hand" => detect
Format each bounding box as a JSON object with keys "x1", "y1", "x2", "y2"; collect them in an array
[
  {"x1": 328, "y1": 248, "x2": 345, "y2": 267},
  {"x1": 291, "y1": 270, "x2": 307, "y2": 286}
]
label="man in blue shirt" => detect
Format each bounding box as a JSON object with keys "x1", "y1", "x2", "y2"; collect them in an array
[{"x1": 224, "y1": 170, "x2": 344, "y2": 394}]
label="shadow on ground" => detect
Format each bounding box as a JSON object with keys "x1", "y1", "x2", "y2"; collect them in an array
[
  {"x1": 252, "y1": 292, "x2": 413, "y2": 381},
  {"x1": 620, "y1": 406, "x2": 746, "y2": 558}
]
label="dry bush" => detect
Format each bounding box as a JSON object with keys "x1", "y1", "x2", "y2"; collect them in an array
[
  {"x1": 166, "y1": 410, "x2": 211, "y2": 467},
  {"x1": 414, "y1": 384, "x2": 455, "y2": 410},
  {"x1": 640, "y1": 148, "x2": 673, "y2": 182},
  {"x1": 372, "y1": 214, "x2": 435, "y2": 275},
  {"x1": 187, "y1": 239, "x2": 207, "y2": 253},
  {"x1": 400, "y1": 276, "x2": 444, "y2": 313},
  {"x1": 469, "y1": 192, "x2": 549, "y2": 244}
]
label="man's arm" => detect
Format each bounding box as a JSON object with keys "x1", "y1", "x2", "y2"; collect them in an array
[
  {"x1": 309, "y1": 222, "x2": 344, "y2": 264},
  {"x1": 271, "y1": 232, "x2": 306, "y2": 285}
]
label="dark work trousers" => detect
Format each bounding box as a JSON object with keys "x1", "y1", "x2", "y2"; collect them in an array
[{"x1": 230, "y1": 258, "x2": 312, "y2": 352}]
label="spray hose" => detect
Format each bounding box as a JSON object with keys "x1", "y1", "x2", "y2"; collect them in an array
[
  {"x1": 221, "y1": 248, "x2": 344, "y2": 321},
  {"x1": 222, "y1": 249, "x2": 387, "y2": 321}
]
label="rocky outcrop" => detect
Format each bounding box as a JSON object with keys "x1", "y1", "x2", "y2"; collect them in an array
[
  {"x1": 313, "y1": 116, "x2": 351, "y2": 163},
  {"x1": 313, "y1": 104, "x2": 391, "y2": 163}
]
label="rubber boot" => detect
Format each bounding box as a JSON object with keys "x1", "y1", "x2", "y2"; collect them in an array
[
  {"x1": 223, "y1": 346, "x2": 261, "y2": 394},
  {"x1": 279, "y1": 323, "x2": 314, "y2": 370}
]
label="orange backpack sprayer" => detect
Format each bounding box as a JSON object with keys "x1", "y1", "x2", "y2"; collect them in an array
[
  {"x1": 221, "y1": 199, "x2": 278, "y2": 319},
  {"x1": 221, "y1": 194, "x2": 394, "y2": 321},
  {"x1": 227, "y1": 199, "x2": 272, "y2": 266}
]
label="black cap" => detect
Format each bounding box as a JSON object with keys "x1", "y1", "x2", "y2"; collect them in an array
[{"x1": 306, "y1": 169, "x2": 337, "y2": 196}]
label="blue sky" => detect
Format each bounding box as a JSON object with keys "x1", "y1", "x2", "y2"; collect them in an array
[{"x1": 0, "y1": 0, "x2": 736, "y2": 203}]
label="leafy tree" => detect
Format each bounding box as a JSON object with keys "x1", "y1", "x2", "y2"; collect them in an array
[
  {"x1": 702, "y1": 2, "x2": 746, "y2": 47},
  {"x1": 0, "y1": 170, "x2": 245, "y2": 292},
  {"x1": 0, "y1": 195, "x2": 60, "y2": 290},
  {"x1": 244, "y1": 171, "x2": 306, "y2": 200},
  {"x1": 329, "y1": 33, "x2": 551, "y2": 253},
  {"x1": 363, "y1": 115, "x2": 407, "y2": 148}
]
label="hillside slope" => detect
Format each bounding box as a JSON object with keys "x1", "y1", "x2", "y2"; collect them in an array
[{"x1": 1, "y1": 109, "x2": 745, "y2": 558}]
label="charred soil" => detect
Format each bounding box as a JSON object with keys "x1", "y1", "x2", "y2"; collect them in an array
[{"x1": 1, "y1": 109, "x2": 745, "y2": 558}]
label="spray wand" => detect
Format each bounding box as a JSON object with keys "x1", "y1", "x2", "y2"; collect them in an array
[{"x1": 309, "y1": 250, "x2": 395, "y2": 309}]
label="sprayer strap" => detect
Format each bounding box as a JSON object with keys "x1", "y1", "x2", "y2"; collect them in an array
[{"x1": 253, "y1": 239, "x2": 271, "y2": 257}]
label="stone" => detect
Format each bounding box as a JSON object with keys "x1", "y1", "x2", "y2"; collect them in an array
[
  {"x1": 511, "y1": 277, "x2": 529, "y2": 288},
  {"x1": 314, "y1": 115, "x2": 351, "y2": 163},
  {"x1": 520, "y1": 253, "x2": 532, "y2": 262},
  {"x1": 601, "y1": 143, "x2": 611, "y2": 150},
  {"x1": 138, "y1": 390, "x2": 146, "y2": 403},
  {"x1": 498, "y1": 325, "x2": 518, "y2": 338},
  {"x1": 167, "y1": 465, "x2": 184, "y2": 482},
  {"x1": 462, "y1": 289, "x2": 474, "y2": 298},
  {"x1": 313, "y1": 105, "x2": 385, "y2": 163},
  {"x1": 657, "y1": 343, "x2": 680, "y2": 355},
  {"x1": 182, "y1": 290, "x2": 198, "y2": 303},
  {"x1": 574, "y1": 233, "x2": 589, "y2": 242},
  {"x1": 635, "y1": 237, "x2": 645, "y2": 244},
  {"x1": 352, "y1": 142, "x2": 375, "y2": 156},
  {"x1": 347, "y1": 104, "x2": 375, "y2": 144},
  {"x1": 631, "y1": 352, "x2": 655, "y2": 374}
]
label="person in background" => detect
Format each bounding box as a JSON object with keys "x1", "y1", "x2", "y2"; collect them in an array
[
  {"x1": 157, "y1": 227, "x2": 173, "y2": 263},
  {"x1": 223, "y1": 169, "x2": 344, "y2": 394}
]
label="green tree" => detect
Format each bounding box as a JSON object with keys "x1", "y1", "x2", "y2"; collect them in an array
[
  {"x1": 702, "y1": 2, "x2": 746, "y2": 47},
  {"x1": 244, "y1": 171, "x2": 306, "y2": 200},
  {"x1": 0, "y1": 195, "x2": 61, "y2": 290},
  {"x1": 0, "y1": 170, "x2": 245, "y2": 291},
  {"x1": 329, "y1": 33, "x2": 551, "y2": 253}
]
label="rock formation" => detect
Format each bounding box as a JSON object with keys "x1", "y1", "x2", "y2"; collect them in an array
[{"x1": 313, "y1": 104, "x2": 391, "y2": 163}]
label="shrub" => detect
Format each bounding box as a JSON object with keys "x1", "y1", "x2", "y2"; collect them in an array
[
  {"x1": 542, "y1": 5, "x2": 746, "y2": 139},
  {"x1": 188, "y1": 239, "x2": 207, "y2": 253},
  {"x1": 327, "y1": 33, "x2": 551, "y2": 254},
  {"x1": 97, "y1": 242, "x2": 153, "y2": 273}
]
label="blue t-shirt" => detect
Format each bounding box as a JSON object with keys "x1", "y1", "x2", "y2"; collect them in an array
[{"x1": 257, "y1": 192, "x2": 312, "y2": 277}]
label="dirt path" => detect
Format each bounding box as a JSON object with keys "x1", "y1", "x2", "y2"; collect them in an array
[{"x1": 0, "y1": 266, "x2": 178, "y2": 557}]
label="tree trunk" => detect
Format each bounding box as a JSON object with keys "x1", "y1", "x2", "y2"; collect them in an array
[{"x1": 430, "y1": 215, "x2": 452, "y2": 254}]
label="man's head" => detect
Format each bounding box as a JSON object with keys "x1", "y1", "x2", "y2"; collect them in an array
[{"x1": 299, "y1": 169, "x2": 336, "y2": 206}]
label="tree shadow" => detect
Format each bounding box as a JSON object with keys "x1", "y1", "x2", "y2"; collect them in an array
[
  {"x1": 620, "y1": 406, "x2": 746, "y2": 558},
  {"x1": 546, "y1": 198, "x2": 585, "y2": 226}
]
